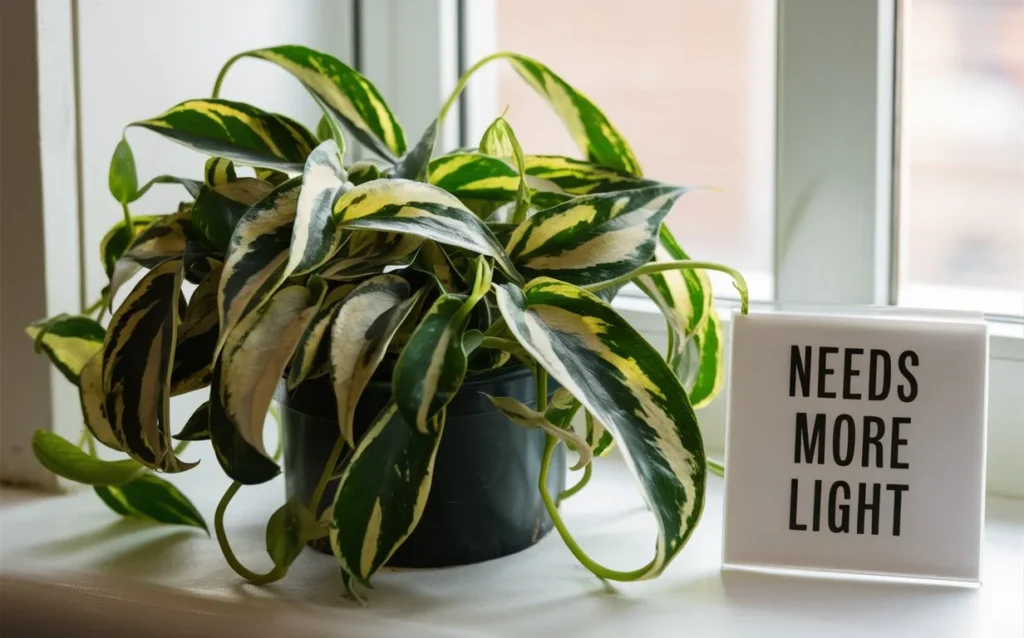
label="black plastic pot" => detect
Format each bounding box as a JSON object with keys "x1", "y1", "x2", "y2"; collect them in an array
[{"x1": 273, "y1": 365, "x2": 566, "y2": 568}]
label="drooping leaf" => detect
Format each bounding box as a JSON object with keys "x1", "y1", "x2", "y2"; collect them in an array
[
  {"x1": 284, "y1": 139, "x2": 347, "y2": 278},
  {"x1": 109, "y1": 138, "x2": 138, "y2": 204},
  {"x1": 287, "y1": 283, "x2": 357, "y2": 390},
  {"x1": 392, "y1": 118, "x2": 438, "y2": 182},
  {"x1": 204, "y1": 156, "x2": 237, "y2": 186},
  {"x1": 102, "y1": 259, "x2": 195, "y2": 472},
  {"x1": 220, "y1": 285, "x2": 317, "y2": 460},
  {"x1": 504, "y1": 185, "x2": 686, "y2": 286},
  {"x1": 479, "y1": 117, "x2": 531, "y2": 223},
  {"x1": 332, "y1": 178, "x2": 521, "y2": 282},
  {"x1": 215, "y1": 177, "x2": 301, "y2": 359},
  {"x1": 130, "y1": 98, "x2": 318, "y2": 171},
  {"x1": 484, "y1": 395, "x2": 591, "y2": 471},
  {"x1": 329, "y1": 275, "x2": 417, "y2": 446},
  {"x1": 94, "y1": 473, "x2": 207, "y2": 532},
  {"x1": 78, "y1": 352, "x2": 121, "y2": 451},
  {"x1": 494, "y1": 278, "x2": 706, "y2": 579},
  {"x1": 107, "y1": 210, "x2": 193, "y2": 309},
  {"x1": 192, "y1": 178, "x2": 276, "y2": 254},
  {"x1": 219, "y1": 46, "x2": 405, "y2": 160},
  {"x1": 329, "y1": 403, "x2": 444, "y2": 585},
  {"x1": 267, "y1": 496, "x2": 322, "y2": 569},
  {"x1": 171, "y1": 265, "x2": 222, "y2": 395},
  {"x1": 25, "y1": 315, "x2": 105, "y2": 385},
  {"x1": 100, "y1": 216, "x2": 158, "y2": 278},
  {"x1": 173, "y1": 401, "x2": 211, "y2": 441},
  {"x1": 208, "y1": 364, "x2": 280, "y2": 485},
  {"x1": 31, "y1": 430, "x2": 141, "y2": 485}
]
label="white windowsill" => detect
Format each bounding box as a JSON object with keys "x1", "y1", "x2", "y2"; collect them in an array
[{"x1": 1, "y1": 453, "x2": 1021, "y2": 637}]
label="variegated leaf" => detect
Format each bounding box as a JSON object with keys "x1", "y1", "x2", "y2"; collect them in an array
[
  {"x1": 25, "y1": 315, "x2": 105, "y2": 385},
  {"x1": 131, "y1": 99, "x2": 318, "y2": 171},
  {"x1": 504, "y1": 185, "x2": 686, "y2": 286},
  {"x1": 288, "y1": 283, "x2": 358, "y2": 390},
  {"x1": 284, "y1": 139, "x2": 347, "y2": 277},
  {"x1": 79, "y1": 351, "x2": 122, "y2": 451},
  {"x1": 347, "y1": 160, "x2": 384, "y2": 186},
  {"x1": 480, "y1": 117, "x2": 531, "y2": 223},
  {"x1": 320, "y1": 232, "x2": 422, "y2": 281},
  {"x1": 329, "y1": 403, "x2": 444, "y2": 585},
  {"x1": 392, "y1": 119, "x2": 438, "y2": 182},
  {"x1": 332, "y1": 178, "x2": 521, "y2": 282},
  {"x1": 204, "y1": 156, "x2": 237, "y2": 186},
  {"x1": 108, "y1": 210, "x2": 192, "y2": 309},
  {"x1": 100, "y1": 216, "x2": 158, "y2": 278},
  {"x1": 221, "y1": 285, "x2": 317, "y2": 459},
  {"x1": 171, "y1": 265, "x2": 222, "y2": 395},
  {"x1": 495, "y1": 278, "x2": 705, "y2": 579},
  {"x1": 94, "y1": 473, "x2": 207, "y2": 531},
  {"x1": 255, "y1": 167, "x2": 290, "y2": 186},
  {"x1": 215, "y1": 177, "x2": 301, "y2": 359},
  {"x1": 679, "y1": 308, "x2": 724, "y2": 409},
  {"x1": 484, "y1": 395, "x2": 591, "y2": 471},
  {"x1": 208, "y1": 363, "x2": 280, "y2": 485},
  {"x1": 174, "y1": 401, "x2": 211, "y2": 441},
  {"x1": 192, "y1": 178, "x2": 276, "y2": 253},
  {"x1": 102, "y1": 259, "x2": 195, "y2": 472},
  {"x1": 428, "y1": 151, "x2": 567, "y2": 211},
  {"x1": 219, "y1": 46, "x2": 405, "y2": 160},
  {"x1": 410, "y1": 241, "x2": 461, "y2": 292},
  {"x1": 524, "y1": 155, "x2": 655, "y2": 195},
  {"x1": 131, "y1": 175, "x2": 203, "y2": 203},
  {"x1": 329, "y1": 275, "x2": 418, "y2": 446}
]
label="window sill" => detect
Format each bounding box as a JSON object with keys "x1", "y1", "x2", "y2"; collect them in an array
[{"x1": 1, "y1": 455, "x2": 1021, "y2": 637}]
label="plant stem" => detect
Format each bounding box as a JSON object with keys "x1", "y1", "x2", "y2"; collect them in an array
[
  {"x1": 86, "y1": 434, "x2": 96, "y2": 456},
  {"x1": 309, "y1": 436, "x2": 346, "y2": 517},
  {"x1": 558, "y1": 462, "x2": 592, "y2": 500},
  {"x1": 586, "y1": 260, "x2": 750, "y2": 315},
  {"x1": 120, "y1": 202, "x2": 134, "y2": 239},
  {"x1": 214, "y1": 482, "x2": 288, "y2": 585},
  {"x1": 479, "y1": 336, "x2": 523, "y2": 354},
  {"x1": 77, "y1": 428, "x2": 89, "y2": 450},
  {"x1": 535, "y1": 368, "x2": 548, "y2": 412},
  {"x1": 211, "y1": 52, "x2": 246, "y2": 98},
  {"x1": 707, "y1": 457, "x2": 725, "y2": 477},
  {"x1": 438, "y1": 52, "x2": 512, "y2": 128},
  {"x1": 538, "y1": 434, "x2": 654, "y2": 582}
]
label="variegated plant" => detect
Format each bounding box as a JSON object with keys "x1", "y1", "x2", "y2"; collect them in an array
[{"x1": 28, "y1": 44, "x2": 747, "y2": 600}]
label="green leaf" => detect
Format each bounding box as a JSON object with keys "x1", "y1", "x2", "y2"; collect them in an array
[
  {"x1": 283, "y1": 140, "x2": 347, "y2": 278},
  {"x1": 109, "y1": 138, "x2": 138, "y2": 204},
  {"x1": 266, "y1": 497, "x2": 321, "y2": 569},
  {"x1": 174, "y1": 401, "x2": 211, "y2": 441},
  {"x1": 94, "y1": 473, "x2": 207, "y2": 532},
  {"x1": 219, "y1": 46, "x2": 406, "y2": 161},
  {"x1": 171, "y1": 265, "x2": 222, "y2": 395},
  {"x1": 332, "y1": 178, "x2": 521, "y2": 282},
  {"x1": 25, "y1": 315, "x2": 105, "y2": 385},
  {"x1": 287, "y1": 282, "x2": 357, "y2": 390},
  {"x1": 130, "y1": 175, "x2": 203, "y2": 203},
  {"x1": 215, "y1": 177, "x2": 301, "y2": 360},
  {"x1": 316, "y1": 114, "x2": 334, "y2": 142},
  {"x1": 78, "y1": 352, "x2": 122, "y2": 451},
  {"x1": 483, "y1": 395, "x2": 590, "y2": 471},
  {"x1": 131, "y1": 99, "x2": 318, "y2": 171},
  {"x1": 329, "y1": 275, "x2": 418, "y2": 446},
  {"x1": 220, "y1": 285, "x2": 317, "y2": 460},
  {"x1": 192, "y1": 178, "x2": 276, "y2": 254},
  {"x1": 100, "y1": 216, "x2": 158, "y2": 278},
  {"x1": 480, "y1": 117, "x2": 531, "y2": 223},
  {"x1": 504, "y1": 184, "x2": 686, "y2": 286},
  {"x1": 494, "y1": 278, "x2": 706, "y2": 579},
  {"x1": 102, "y1": 259, "x2": 195, "y2": 472},
  {"x1": 329, "y1": 403, "x2": 444, "y2": 585},
  {"x1": 32, "y1": 430, "x2": 141, "y2": 485},
  {"x1": 107, "y1": 210, "x2": 193, "y2": 309},
  {"x1": 208, "y1": 364, "x2": 280, "y2": 485},
  {"x1": 392, "y1": 118, "x2": 438, "y2": 182}
]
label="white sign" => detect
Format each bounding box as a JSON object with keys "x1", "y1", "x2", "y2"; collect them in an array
[{"x1": 722, "y1": 310, "x2": 988, "y2": 582}]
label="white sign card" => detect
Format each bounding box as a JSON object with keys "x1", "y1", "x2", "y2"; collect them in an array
[{"x1": 722, "y1": 310, "x2": 988, "y2": 582}]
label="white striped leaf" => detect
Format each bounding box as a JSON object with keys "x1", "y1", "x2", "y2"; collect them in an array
[
  {"x1": 287, "y1": 282, "x2": 358, "y2": 390},
  {"x1": 108, "y1": 210, "x2": 192, "y2": 309},
  {"x1": 504, "y1": 185, "x2": 686, "y2": 286},
  {"x1": 284, "y1": 139, "x2": 347, "y2": 278},
  {"x1": 131, "y1": 98, "x2": 318, "y2": 171},
  {"x1": 78, "y1": 352, "x2": 121, "y2": 451},
  {"x1": 329, "y1": 403, "x2": 445, "y2": 585},
  {"x1": 25, "y1": 315, "x2": 105, "y2": 385},
  {"x1": 31, "y1": 430, "x2": 141, "y2": 486},
  {"x1": 495, "y1": 278, "x2": 706, "y2": 579},
  {"x1": 484, "y1": 395, "x2": 591, "y2": 471},
  {"x1": 329, "y1": 275, "x2": 419, "y2": 446},
  {"x1": 220, "y1": 285, "x2": 317, "y2": 459},
  {"x1": 215, "y1": 177, "x2": 301, "y2": 360},
  {"x1": 219, "y1": 46, "x2": 406, "y2": 161},
  {"x1": 171, "y1": 265, "x2": 222, "y2": 395},
  {"x1": 192, "y1": 178, "x2": 276, "y2": 253},
  {"x1": 102, "y1": 259, "x2": 195, "y2": 472},
  {"x1": 94, "y1": 473, "x2": 207, "y2": 532},
  {"x1": 332, "y1": 178, "x2": 521, "y2": 282}
]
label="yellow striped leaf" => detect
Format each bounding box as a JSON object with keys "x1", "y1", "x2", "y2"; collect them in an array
[
  {"x1": 484, "y1": 395, "x2": 591, "y2": 471},
  {"x1": 100, "y1": 216, "x2": 158, "y2": 278},
  {"x1": 192, "y1": 177, "x2": 276, "y2": 253},
  {"x1": 332, "y1": 178, "x2": 521, "y2": 282},
  {"x1": 329, "y1": 275, "x2": 419, "y2": 446},
  {"x1": 131, "y1": 98, "x2": 317, "y2": 171},
  {"x1": 94, "y1": 473, "x2": 207, "y2": 532},
  {"x1": 204, "y1": 156, "x2": 237, "y2": 186},
  {"x1": 108, "y1": 210, "x2": 193, "y2": 309},
  {"x1": 480, "y1": 117, "x2": 531, "y2": 223},
  {"x1": 218, "y1": 46, "x2": 406, "y2": 160},
  {"x1": 208, "y1": 363, "x2": 280, "y2": 485},
  {"x1": 171, "y1": 265, "x2": 222, "y2": 395},
  {"x1": 25, "y1": 315, "x2": 105, "y2": 385},
  {"x1": 319, "y1": 232, "x2": 423, "y2": 281},
  {"x1": 524, "y1": 155, "x2": 655, "y2": 195},
  {"x1": 428, "y1": 151, "x2": 567, "y2": 212},
  {"x1": 329, "y1": 403, "x2": 444, "y2": 586},
  {"x1": 494, "y1": 278, "x2": 706, "y2": 579},
  {"x1": 287, "y1": 282, "x2": 358, "y2": 390},
  {"x1": 78, "y1": 351, "x2": 122, "y2": 451},
  {"x1": 215, "y1": 177, "x2": 301, "y2": 360},
  {"x1": 504, "y1": 185, "x2": 686, "y2": 286},
  {"x1": 284, "y1": 139, "x2": 347, "y2": 278},
  {"x1": 102, "y1": 259, "x2": 195, "y2": 472}
]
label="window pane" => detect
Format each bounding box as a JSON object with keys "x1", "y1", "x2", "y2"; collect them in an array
[
  {"x1": 900, "y1": 0, "x2": 1024, "y2": 316},
  {"x1": 494, "y1": 0, "x2": 775, "y2": 299}
]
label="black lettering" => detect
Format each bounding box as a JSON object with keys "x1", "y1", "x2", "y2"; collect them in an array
[
  {"x1": 862, "y1": 415, "x2": 886, "y2": 468},
  {"x1": 891, "y1": 417, "x2": 910, "y2": 469},
  {"x1": 812, "y1": 479, "x2": 823, "y2": 532},
  {"x1": 857, "y1": 482, "x2": 881, "y2": 535},
  {"x1": 886, "y1": 484, "x2": 909, "y2": 536},
  {"x1": 832, "y1": 414, "x2": 855, "y2": 466},
  {"x1": 828, "y1": 481, "x2": 850, "y2": 533},
  {"x1": 790, "y1": 345, "x2": 812, "y2": 398},
  {"x1": 795, "y1": 413, "x2": 826, "y2": 464},
  {"x1": 843, "y1": 348, "x2": 864, "y2": 400},
  {"x1": 869, "y1": 349, "x2": 891, "y2": 400},
  {"x1": 818, "y1": 346, "x2": 839, "y2": 399},
  {"x1": 789, "y1": 478, "x2": 806, "y2": 531},
  {"x1": 897, "y1": 351, "x2": 919, "y2": 402}
]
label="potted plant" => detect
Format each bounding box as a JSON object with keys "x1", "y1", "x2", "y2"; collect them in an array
[{"x1": 27, "y1": 44, "x2": 747, "y2": 602}]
